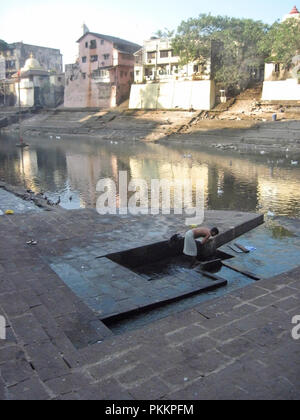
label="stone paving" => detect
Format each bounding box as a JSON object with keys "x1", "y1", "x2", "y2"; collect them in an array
[
  {"x1": 1, "y1": 208, "x2": 262, "y2": 321},
  {"x1": 0, "y1": 188, "x2": 42, "y2": 216},
  {"x1": 0, "y1": 208, "x2": 299, "y2": 400}
]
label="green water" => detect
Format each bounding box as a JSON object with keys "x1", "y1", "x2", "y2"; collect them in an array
[{"x1": 1, "y1": 133, "x2": 300, "y2": 218}]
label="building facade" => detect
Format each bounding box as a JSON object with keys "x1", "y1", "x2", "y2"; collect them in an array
[
  {"x1": 0, "y1": 42, "x2": 63, "y2": 107},
  {"x1": 0, "y1": 42, "x2": 62, "y2": 79},
  {"x1": 64, "y1": 31, "x2": 141, "y2": 108},
  {"x1": 129, "y1": 37, "x2": 215, "y2": 111},
  {"x1": 262, "y1": 6, "x2": 300, "y2": 101},
  {"x1": 13, "y1": 55, "x2": 65, "y2": 108},
  {"x1": 133, "y1": 37, "x2": 211, "y2": 84}
]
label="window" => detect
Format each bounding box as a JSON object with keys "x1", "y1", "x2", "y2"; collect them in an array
[
  {"x1": 90, "y1": 40, "x2": 97, "y2": 49},
  {"x1": 91, "y1": 55, "x2": 98, "y2": 62},
  {"x1": 193, "y1": 65, "x2": 199, "y2": 73},
  {"x1": 172, "y1": 65, "x2": 178, "y2": 74},
  {"x1": 82, "y1": 73, "x2": 86, "y2": 79},
  {"x1": 103, "y1": 54, "x2": 110, "y2": 60},
  {"x1": 158, "y1": 66, "x2": 167, "y2": 75},
  {"x1": 101, "y1": 40, "x2": 104, "y2": 45},
  {"x1": 147, "y1": 52, "x2": 156, "y2": 60},
  {"x1": 275, "y1": 63, "x2": 280, "y2": 73},
  {"x1": 85, "y1": 42, "x2": 88, "y2": 48},
  {"x1": 58, "y1": 77, "x2": 62, "y2": 82},
  {"x1": 160, "y1": 50, "x2": 169, "y2": 58},
  {"x1": 120, "y1": 71, "x2": 124, "y2": 78},
  {"x1": 5, "y1": 60, "x2": 16, "y2": 69},
  {"x1": 92, "y1": 69, "x2": 109, "y2": 79},
  {"x1": 82, "y1": 56, "x2": 87, "y2": 63}
]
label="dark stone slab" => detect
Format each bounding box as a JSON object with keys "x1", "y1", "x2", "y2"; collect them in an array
[
  {"x1": 7, "y1": 377, "x2": 50, "y2": 400},
  {"x1": 11, "y1": 314, "x2": 49, "y2": 345},
  {"x1": 1, "y1": 358, "x2": 34, "y2": 387}
]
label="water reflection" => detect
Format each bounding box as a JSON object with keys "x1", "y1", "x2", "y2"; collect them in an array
[{"x1": 0, "y1": 133, "x2": 300, "y2": 218}]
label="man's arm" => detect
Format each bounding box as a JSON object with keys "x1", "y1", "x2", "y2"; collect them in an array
[{"x1": 201, "y1": 233, "x2": 211, "y2": 245}]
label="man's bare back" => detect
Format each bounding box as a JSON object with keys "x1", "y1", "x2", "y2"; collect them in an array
[{"x1": 192, "y1": 227, "x2": 213, "y2": 245}]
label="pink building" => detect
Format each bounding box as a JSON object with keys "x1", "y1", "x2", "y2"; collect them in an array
[{"x1": 64, "y1": 32, "x2": 141, "y2": 108}]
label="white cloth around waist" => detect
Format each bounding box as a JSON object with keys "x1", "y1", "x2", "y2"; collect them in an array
[{"x1": 183, "y1": 230, "x2": 198, "y2": 257}]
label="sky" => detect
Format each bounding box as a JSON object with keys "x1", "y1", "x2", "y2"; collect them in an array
[{"x1": 0, "y1": 0, "x2": 297, "y2": 66}]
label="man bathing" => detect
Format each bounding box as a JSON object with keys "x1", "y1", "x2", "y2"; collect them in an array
[{"x1": 183, "y1": 227, "x2": 219, "y2": 265}]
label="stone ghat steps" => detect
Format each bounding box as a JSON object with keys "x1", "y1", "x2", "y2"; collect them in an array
[
  {"x1": 13, "y1": 110, "x2": 199, "y2": 138},
  {"x1": 162, "y1": 121, "x2": 300, "y2": 148}
]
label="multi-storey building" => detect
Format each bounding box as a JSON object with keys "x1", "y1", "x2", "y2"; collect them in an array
[
  {"x1": 133, "y1": 37, "x2": 211, "y2": 84},
  {"x1": 0, "y1": 42, "x2": 62, "y2": 79},
  {"x1": 130, "y1": 37, "x2": 215, "y2": 110},
  {"x1": 64, "y1": 31, "x2": 141, "y2": 108}
]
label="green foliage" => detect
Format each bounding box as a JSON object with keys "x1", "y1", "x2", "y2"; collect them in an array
[
  {"x1": 170, "y1": 14, "x2": 270, "y2": 92},
  {"x1": 0, "y1": 39, "x2": 9, "y2": 52},
  {"x1": 259, "y1": 19, "x2": 300, "y2": 68},
  {"x1": 155, "y1": 28, "x2": 175, "y2": 39},
  {"x1": 155, "y1": 14, "x2": 300, "y2": 92}
]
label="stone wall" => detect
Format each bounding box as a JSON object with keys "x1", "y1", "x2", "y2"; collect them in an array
[
  {"x1": 64, "y1": 69, "x2": 115, "y2": 108},
  {"x1": 129, "y1": 80, "x2": 215, "y2": 110},
  {"x1": 262, "y1": 79, "x2": 300, "y2": 101}
]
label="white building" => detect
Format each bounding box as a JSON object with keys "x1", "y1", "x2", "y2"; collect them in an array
[
  {"x1": 13, "y1": 55, "x2": 64, "y2": 108},
  {"x1": 282, "y1": 5, "x2": 300, "y2": 22},
  {"x1": 262, "y1": 6, "x2": 300, "y2": 101},
  {"x1": 130, "y1": 37, "x2": 215, "y2": 111},
  {"x1": 133, "y1": 37, "x2": 211, "y2": 84}
]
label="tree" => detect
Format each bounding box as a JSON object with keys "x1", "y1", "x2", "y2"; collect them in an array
[
  {"x1": 259, "y1": 19, "x2": 300, "y2": 68},
  {"x1": 154, "y1": 28, "x2": 175, "y2": 39},
  {"x1": 171, "y1": 14, "x2": 270, "y2": 92},
  {"x1": 0, "y1": 39, "x2": 9, "y2": 52}
]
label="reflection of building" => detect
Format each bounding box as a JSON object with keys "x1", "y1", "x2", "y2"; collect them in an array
[
  {"x1": 65, "y1": 149, "x2": 120, "y2": 207},
  {"x1": 0, "y1": 56, "x2": 5, "y2": 80},
  {"x1": 262, "y1": 6, "x2": 300, "y2": 101},
  {"x1": 64, "y1": 26, "x2": 141, "y2": 108},
  {"x1": 12, "y1": 55, "x2": 64, "y2": 107},
  {"x1": 130, "y1": 37, "x2": 215, "y2": 110}
]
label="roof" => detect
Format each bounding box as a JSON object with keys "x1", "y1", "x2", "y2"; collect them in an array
[
  {"x1": 77, "y1": 32, "x2": 141, "y2": 54},
  {"x1": 10, "y1": 42, "x2": 61, "y2": 53},
  {"x1": 290, "y1": 5, "x2": 300, "y2": 14}
]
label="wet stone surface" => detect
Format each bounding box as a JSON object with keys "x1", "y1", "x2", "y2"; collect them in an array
[
  {"x1": 0, "y1": 208, "x2": 299, "y2": 400},
  {"x1": 0, "y1": 188, "x2": 42, "y2": 216},
  {"x1": 48, "y1": 254, "x2": 227, "y2": 320}
]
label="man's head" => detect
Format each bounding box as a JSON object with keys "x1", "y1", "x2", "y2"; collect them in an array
[{"x1": 210, "y1": 227, "x2": 219, "y2": 237}]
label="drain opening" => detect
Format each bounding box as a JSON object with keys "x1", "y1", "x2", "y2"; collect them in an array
[{"x1": 106, "y1": 240, "x2": 234, "y2": 281}]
